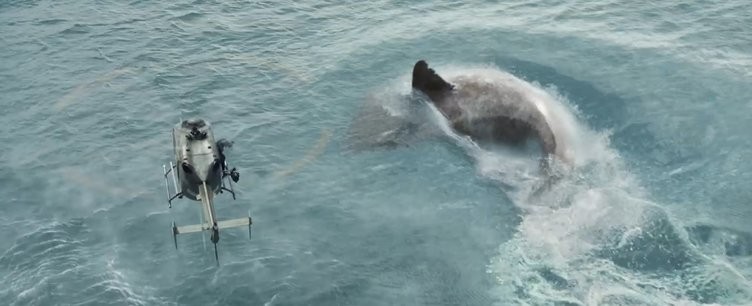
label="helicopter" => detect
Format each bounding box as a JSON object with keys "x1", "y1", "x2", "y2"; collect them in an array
[{"x1": 162, "y1": 118, "x2": 251, "y2": 264}]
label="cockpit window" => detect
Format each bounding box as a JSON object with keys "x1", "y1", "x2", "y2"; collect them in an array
[{"x1": 181, "y1": 118, "x2": 206, "y2": 129}]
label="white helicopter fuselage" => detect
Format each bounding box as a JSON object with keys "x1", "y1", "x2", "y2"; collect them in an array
[{"x1": 162, "y1": 118, "x2": 251, "y2": 264}]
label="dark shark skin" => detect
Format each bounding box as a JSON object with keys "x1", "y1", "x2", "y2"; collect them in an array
[{"x1": 411, "y1": 60, "x2": 563, "y2": 164}]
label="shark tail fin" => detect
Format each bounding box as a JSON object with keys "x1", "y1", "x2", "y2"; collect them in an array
[{"x1": 411, "y1": 60, "x2": 454, "y2": 93}]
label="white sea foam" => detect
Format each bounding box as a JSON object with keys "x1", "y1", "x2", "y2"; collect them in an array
[{"x1": 415, "y1": 64, "x2": 752, "y2": 305}]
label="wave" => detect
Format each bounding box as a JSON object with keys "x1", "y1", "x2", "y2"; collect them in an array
[
  {"x1": 0, "y1": 219, "x2": 162, "y2": 305},
  {"x1": 363, "y1": 62, "x2": 752, "y2": 305}
]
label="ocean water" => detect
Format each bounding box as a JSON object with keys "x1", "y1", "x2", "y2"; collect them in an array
[{"x1": 2, "y1": 0, "x2": 752, "y2": 305}]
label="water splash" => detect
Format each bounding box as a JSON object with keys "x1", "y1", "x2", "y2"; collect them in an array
[{"x1": 410, "y1": 64, "x2": 752, "y2": 305}]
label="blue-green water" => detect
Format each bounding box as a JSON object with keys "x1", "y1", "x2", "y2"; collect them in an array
[{"x1": 2, "y1": 1, "x2": 752, "y2": 305}]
